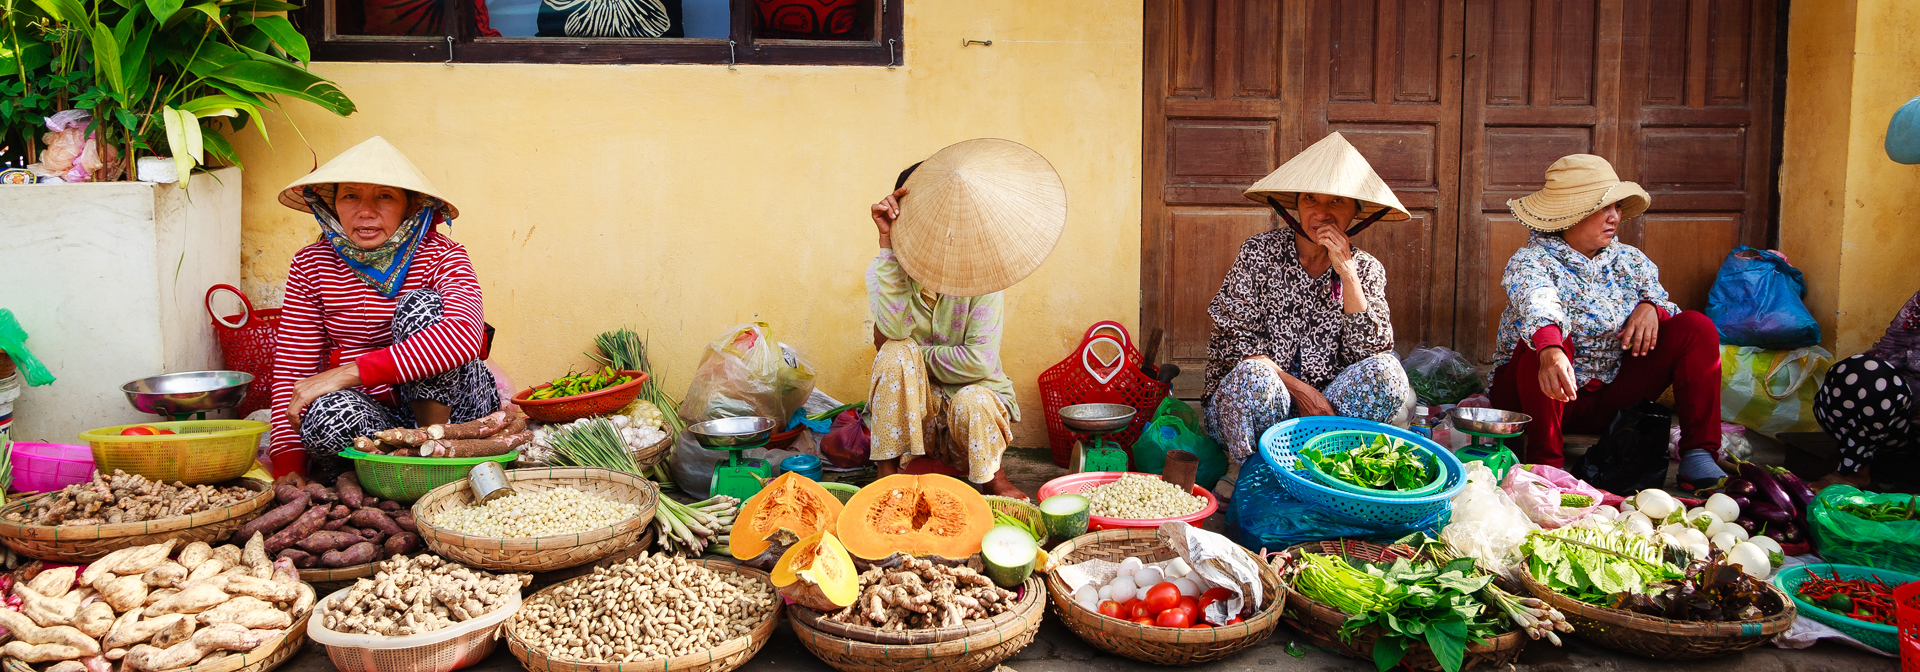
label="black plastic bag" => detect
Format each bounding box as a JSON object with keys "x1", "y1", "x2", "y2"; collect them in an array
[{"x1": 1572, "y1": 400, "x2": 1672, "y2": 494}]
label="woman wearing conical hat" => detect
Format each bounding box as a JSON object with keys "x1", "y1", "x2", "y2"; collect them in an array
[
  {"x1": 1487, "y1": 155, "x2": 1723, "y2": 487},
  {"x1": 266, "y1": 137, "x2": 505, "y2": 483},
  {"x1": 1203, "y1": 133, "x2": 1417, "y2": 463},
  {"x1": 864, "y1": 139, "x2": 1067, "y2": 501}
]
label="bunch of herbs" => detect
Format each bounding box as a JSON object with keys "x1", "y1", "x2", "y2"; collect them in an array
[
  {"x1": 1291, "y1": 552, "x2": 1504, "y2": 672},
  {"x1": 1300, "y1": 433, "x2": 1432, "y2": 491},
  {"x1": 1520, "y1": 527, "x2": 1683, "y2": 605}
]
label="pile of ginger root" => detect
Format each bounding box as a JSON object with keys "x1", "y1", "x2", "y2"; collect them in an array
[
  {"x1": 319, "y1": 554, "x2": 527, "y2": 637},
  {"x1": 825, "y1": 556, "x2": 1017, "y2": 631},
  {"x1": 7, "y1": 471, "x2": 256, "y2": 527}
]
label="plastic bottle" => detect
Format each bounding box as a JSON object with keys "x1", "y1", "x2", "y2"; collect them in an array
[{"x1": 1410, "y1": 405, "x2": 1433, "y2": 438}]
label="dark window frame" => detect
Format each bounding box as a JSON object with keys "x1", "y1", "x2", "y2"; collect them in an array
[{"x1": 295, "y1": 0, "x2": 905, "y2": 65}]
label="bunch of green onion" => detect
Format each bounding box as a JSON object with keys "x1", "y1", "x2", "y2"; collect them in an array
[
  {"x1": 1293, "y1": 553, "x2": 1389, "y2": 615},
  {"x1": 546, "y1": 419, "x2": 641, "y2": 473},
  {"x1": 591, "y1": 328, "x2": 686, "y2": 435}
]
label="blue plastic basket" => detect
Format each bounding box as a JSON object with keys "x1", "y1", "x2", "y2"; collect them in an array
[
  {"x1": 1297, "y1": 430, "x2": 1447, "y2": 497},
  {"x1": 1258, "y1": 417, "x2": 1465, "y2": 525},
  {"x1": 1773, "y1": 563, "x2": 1916, "y2": 654}
]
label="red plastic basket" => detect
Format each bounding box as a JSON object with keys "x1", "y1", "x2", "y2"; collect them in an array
[
  {"x1": 207, "y1": 284, "x2": 281, "y2": 418},
  {"x1": 1036, "y1": 471, "x2": 1217, "y2": 531},
  {"x1": 1037, "y1": 322, "x2": 1170, "y2": 467},
  {"x1": 512, "y1": 371, "x2": 650, "y2": 423},
  {"x1": 1899, "y1": 580, "x2": 1920, "y2": 670}
]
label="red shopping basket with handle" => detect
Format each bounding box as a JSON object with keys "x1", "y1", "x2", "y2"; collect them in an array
[
  {"x1": 206, "y1": 284, "x2": 281, "y2": 418},
  {"x1": 1038, "y1": 321, "x2": 1171, "y2": 467}
]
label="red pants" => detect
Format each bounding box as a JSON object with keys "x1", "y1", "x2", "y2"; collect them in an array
[{"x1": 1488, "y1": 310, "x2": 1722, "y2": 468}]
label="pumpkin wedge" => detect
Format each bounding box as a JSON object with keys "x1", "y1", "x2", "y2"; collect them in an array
[
  {"x1": 731, "y1": 472, "x2": 844, "y2": 561},
  {"x1": 771, "y1": 530, "x2": 859, "y2": 611},
  {"x1": 837, "y1": 473, "x2": 994, "y2": 560}
]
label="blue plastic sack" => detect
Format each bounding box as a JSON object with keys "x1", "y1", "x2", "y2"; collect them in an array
[
  {"x1": 1704, "y1": 247, "x2": 1820, "y2": 349},
  {"x1": 1227, "y1": 455, "x2": 1448, "y2": 551},
  {"x1": 1888, "y1": 94, "x2": 1920, "y2": 165}
]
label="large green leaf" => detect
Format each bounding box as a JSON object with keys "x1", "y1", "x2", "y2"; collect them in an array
[
  {"x1": 26, "y1": 0, "x2": 87, "y2": 25},
  {"x1": 90, "y1": 24, "x2": 126, "y2": 96},
  {"x1": 144, "y1": 0, "x2": 184, "y2": 26},
  {"x1": 161, "y1": 106, "x2": 200, "y2": 188},
  {"x1": 207, "y1": 60, "x2": 353, "y2": 115},
  {"x1": 199, "y1": 122, "x2": 239, "y2": 168},
  {"x1": 248, "y1": 14, "x2": 306, "y2": 62},
  {"x1": 0, "y1": 39, "x2": 52, "y2": 78},
  {"x1": 188, "y1": 40, "x2": 250, "y2": 76},
  {"x1": 177, "y1": 94, "x2": 250, "y2": 118},
  {"x1": 1421, "y1": 618, "x2": 1467, "y2": 672}
]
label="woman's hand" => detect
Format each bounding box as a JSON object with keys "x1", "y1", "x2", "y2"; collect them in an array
[
  {"x1": 286, "y1": 363, "x2": 361, "y2": 427},
  {"x1": 1283, "y1": 373, "x2": 1337, "y2": 416},
  {"x1": 1537, "y1": 347, "x2": 1579, "y2": 402},
  {"x1": 1311, "y1": 225, "x2": 1355, "y2": 277},
  {"x1": 871, "y1": 187, "x2": 908, "y2": 248},
  {"x1": 1619, "y1": 303, "x2": 1660, "y2": 356}
]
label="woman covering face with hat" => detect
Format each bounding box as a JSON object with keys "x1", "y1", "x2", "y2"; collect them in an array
[
  {"x1": 1487, "y1": 154, "x2": 1723, "y2": 486},
  {"x1": 267, "y1": 137, "x2": 501, "y2": 484},
  {"x1": 1203, "y1": 132, "x2": 1417, "y2": 464},
  {"x1": 864, "y1": 139, "x2": 1067, "y2": 502}
]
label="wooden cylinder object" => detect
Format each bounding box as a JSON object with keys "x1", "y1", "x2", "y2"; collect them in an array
[{"x1": 1162, "y1": 450, "x2": 1199, "y2": 491}]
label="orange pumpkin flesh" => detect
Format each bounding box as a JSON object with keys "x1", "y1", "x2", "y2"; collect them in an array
[
  {"x1": 771, "y1": 530, "x2": 859, "y2": 611},
  {"x1": 837, "y1": 473, "x2": 993, "y2": 560},
  {"x1": 731, "y1": 472, "x2": 843, "y2": 561}
]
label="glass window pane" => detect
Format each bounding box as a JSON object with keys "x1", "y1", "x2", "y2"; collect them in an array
[
  {"x1": 752, "y1": 0, "x2": 869, "y2": 41},
  {"x1": 339, "y1": 0, "x2": 445, "y2": 36},
  {"x1": 681, "y1": 0, "x2": 727, "y2": 38},
  {"x1": 477, "y1": 0, "x2": 706, "y2": 37}
]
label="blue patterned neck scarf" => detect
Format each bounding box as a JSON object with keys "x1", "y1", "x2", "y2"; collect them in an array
[{"x1": 302, "y1": 186, "x2": 447, "y2": 297}]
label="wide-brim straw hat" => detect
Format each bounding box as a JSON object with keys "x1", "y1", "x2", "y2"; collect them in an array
[
  {"x1": 277, "y1": 136, "x2": 459, "y2": 219},
  {"x1": 1506, "y1": 154, "x2": 1649, "y2": 232},
  {"x1": 1242, "y1": 132, "x2": 1409, "y2": 222},
  {"x1": 892, "y1": 138, "x2": 1068, "y2": 297}
]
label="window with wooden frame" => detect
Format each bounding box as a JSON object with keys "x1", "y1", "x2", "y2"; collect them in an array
[{"x1": 296, "y1": 0, "x2": 903, "y2": 65}]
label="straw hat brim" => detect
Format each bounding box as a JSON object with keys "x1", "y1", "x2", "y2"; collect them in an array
[
  {"x1": 1241, "y1": 132, "x2": 1411, "y2": 222},
  {"x1": 277, "y1": 137, "x2": 459, "y2": 219},
  {"x1": 1506, "y1": 181, "x2": 1649, "y2": 232},
  {"x1": 891, "y1": 138, "x2": 1068, "y2": 297}
]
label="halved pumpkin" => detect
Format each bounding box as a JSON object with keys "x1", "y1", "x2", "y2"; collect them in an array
[
  {"x1": 837, "y1": 473, "x2": 994, "y2": 560},
  {"x1": 771, "y1": 530, "x2": 860, "y2": 611},
  {"x1": 731, "y1": 472, "x2": 844, "y2": 561}
]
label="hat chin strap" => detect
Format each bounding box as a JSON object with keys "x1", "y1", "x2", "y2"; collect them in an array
[{"x1": 1268, "y1": 197, "x2": 1391, "y2": 238}]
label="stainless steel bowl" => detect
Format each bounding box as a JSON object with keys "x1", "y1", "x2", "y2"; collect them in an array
[
  {"x1": 122, "y1": 371, "x2": 254, "y2": 416},
  {"x1": 1449, "y1": 407, "x2": 1532, "y2": 436},
  {"x1": 687, "y1": 416, "x2": 778, "y2": 448},
  {"x1": 1059, "y1": 403, "x2": 1138, "y2": 434}
]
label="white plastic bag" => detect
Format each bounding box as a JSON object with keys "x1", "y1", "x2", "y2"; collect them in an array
[
  {"x1": 1440, "y1": 462, "x2": 1537, "y2": 573},
  {"x1": 1160, "y1": 521, "x2": 1263, "y2": 625}
]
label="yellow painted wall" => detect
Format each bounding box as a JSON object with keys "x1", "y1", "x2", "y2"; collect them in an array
[
  {"x1": 1780, "y1": 0, "x2": 1920, "y2": 357},
  {"x1": 232, "y1": 0, "x2": 1145, "y2": 447}
]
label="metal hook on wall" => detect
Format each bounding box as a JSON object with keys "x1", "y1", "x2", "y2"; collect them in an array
[
  {"x1": 887, "y1": 39, "x2": 898, "y2": 69},
  {"x1": 962, "y1": 39, "x2": 992, "y2": 47},
  {"x1": 728, "y1": 40, "x2": 738, "y2": 71},
  {"x1": 445, "y1": 35, "x2": 454, "y2": 65}
]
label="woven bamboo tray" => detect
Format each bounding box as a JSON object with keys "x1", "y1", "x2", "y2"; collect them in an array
[
  {"x1": 527, "y1": 527, "x2": 655, "y2": 592},
  {"x1": 1514, "y1": 555, "x2": 1795, "y2": 659},
  {"x1": 1045, "y1": 528, "x2": 1283, "y2": 666},
  {"x1": 414, "y1": 467, "x2": 658, "y2": 572},
  {"x1": 505, "y1": 558, "x2": 781, "y2": 672},
  {"x1": 791, "y1": 575, "x2": 1044, "y2": 672},
  {"x1": 301, "y1": 561, "x2": 377, "y2": 595},
  {"x1": 632, "y1": 433, "x2": 673, "y2": 472},
  {"x1": 788, "y1": 574, "x2": 1045, "y2": 645},
  {"x1": 0, "y1": 478, "x2": 275, "y2": 563},
  {"x1": 983, "y1": 496, "x2": 1045, "y2": 542},
  {"x1": 1278, "y1": 540, "x2": 1526, "y2": 671},
  {"x1": 3, "y1": 609, "x2": 309, "y2": 672}
]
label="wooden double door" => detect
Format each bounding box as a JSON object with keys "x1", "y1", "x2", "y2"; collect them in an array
[{"x1": 1142, "y1": 0, "x2": 1780, "y2": 397}]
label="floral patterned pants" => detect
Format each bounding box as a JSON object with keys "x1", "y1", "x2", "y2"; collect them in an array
[
  {"x1": 1202, "y1": 353, "x2": 1413, "y2": 463},
  {"x1": 868, "y1": 340, "x2": 1012, "y2": 484}
]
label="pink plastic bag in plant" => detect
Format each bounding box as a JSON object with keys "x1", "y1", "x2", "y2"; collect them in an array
[{"x1": 1500, "y1": 464, "x2": 1604, "y2": 529}]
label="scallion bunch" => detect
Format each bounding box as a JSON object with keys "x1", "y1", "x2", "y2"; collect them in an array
[
  {"x1": 591, "y1": 328, "x2": 686, "y2": 435},
  {"x1": 546, "y1": 419, "x2": 641, "y2": 474}
]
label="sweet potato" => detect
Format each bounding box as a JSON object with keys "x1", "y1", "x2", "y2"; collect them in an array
[
  {"x1": 392, "y1": 511, "x2": 417, "y2": 534},
  {"x1": 73, "y1": 602, "x2": 114, "y2": 639},
  {"x1": 383, "y1": 532, "x2": 419, "y2": 556},
  {"x1": 99, "y1": 576, "x2": 147, "y2": 613},
  {"x1": 0, "y1": 608, "x2": 100, "y2": 652},
  {"x1": 235, "y1": 493, "x2": 310, "y2": 544},
  {"x1": 295, "y1": 531, "x2": 364, "y2": 554},
  {"x1": 28, "y1": 567, "x2": 76, "y2": 596},
  {"x1": 322, "y1": 518, "x2": 349, "y2": 532},
  {"x1": 263, "y1": 506, "x2": 329, "y2": 554},
  {"x1": 272, "y1": 484, "x2": 305, "y2": 505},
  {"x1": 274, "y1": 549, "x2": 316, "y2": 569},
  {"x1": 426, "y1": 410, "x2": 510, "y2": 441},
  {"x1": 326, "y1": 504, "x2": 350, "y2": 520},
  {"x1": 14, "y1": 584, "x2": 78, "y2": 627},
  {"x1": 140, "y1": 562, "x2": 186, "y2": 589},
  {"x1": 348, "y1": 508, "x2": 405, "y2": 537},
  {"x1": 377, "y1": 500, "x2": 401, "y2": 512},
  {"x1": 319, "y1": 542, "x2": 379, "y2": 568},
  {"x1": 335, "y1": 473, "x2": 366, "y2": 509},
  {"x1": 109, "y1": 541, "x2": 178, "y2": 576},
  {"x1": 3, "y1": 641, "x2": 90, "y2": 663},
  {"x1": 143, "y1": 583, "x2": 230, "y2": 617},
  {"x1": 183, "y1": 558, "x2": 226, "y2": 585},
  {"x1": 355, "y1": 527, "x2": 387, "y2": 545},
  {"x1": 82, "y1": 549, "x2": 138, "y2": 589},
  {"x1": 176, "y1": 542, "x2": 213, "y2": 571},
  {"x1": 301, "y1": 483, "x2": 337, "y2": 504},
  {"x1": 219, "y1": 575, "x2": 294, "y2": 603}
]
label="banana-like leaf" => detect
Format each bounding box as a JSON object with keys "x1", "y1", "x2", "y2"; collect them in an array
[
  {"x1": 177, "y1": 94, "x2": 251, "y2": 119},
  {"x1": 200, "y1": 124, "x2": 239, "y2": 168},
  {"x1": 188, "y1": 40, "x2": 249, "y2": 76},
  {"x1": 207, "y1": 60, "x2": 354, "y2": 115},
  {"x1": 26, "y1": 0, "x2": 87, "y2": 25},
  {"x1": 162, "y1": 106, "x2": 199, "y2": 189},
  {"x1": 248, "y1": 14, "x2": 307, "y2": 62},
  {"x1": 90, "y1": 24, "x2": 126, "y2": 96}
]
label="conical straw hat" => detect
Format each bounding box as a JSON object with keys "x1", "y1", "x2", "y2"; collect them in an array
[
  {"x1": 891, "y1": 138, "x2": 1068, "y2": 297},
  {"x1": 277, "y1": 136, "x2": 459, "y2": 219},
  {"x1": 1242, "y1": 132, "x2": 1409, "y2": 222},
  {"x1": 1506, "y1": 154, "x2": 1649, "y2": 232}
]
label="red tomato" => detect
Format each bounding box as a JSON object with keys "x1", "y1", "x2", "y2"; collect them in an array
[
  {"x1": 1190, "y1": 622, "x2": 1214, "y2": 628},
  {"x1": 1125, "y1": 599, "x2": 1150, "y2": 620},
  {"x1": 153, "y1": 429, "x2": 175, "y2": 435},
  {"x1": 1225, "y1": 617, "x2": 1243, "y2": 626},
  {"x1": 1177, "y1": 596, "x2": 1199, "y2": 615},
  {"x1": 1196, "y1": 587, "x2": 1234, "y2": 614},
  {"x1": 1097, "y1": 601, "x2": 1124, "y2": 618},
  {"x1": 1132, "y1": 617, "x2": 1154, "y2": 625},
  {"x1": 120, "y1": 425, "x2": 159, "y2": 436},
  {"x1": 1143, "y1": 582, "x2": 1181, "y2": 614},
  {"x1": 1154, "y1": 607, "x2": 1193, "y2": 628}
]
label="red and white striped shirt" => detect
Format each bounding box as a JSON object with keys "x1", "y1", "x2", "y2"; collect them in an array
[{"x1": 268, "y1": 230, "x2": 486, "y2": 459}]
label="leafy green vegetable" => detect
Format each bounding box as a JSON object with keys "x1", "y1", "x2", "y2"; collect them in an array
[
  {"x1": 1292, "y1": 553, "x2": 1503, "y2": 672},
  {"x1": 1559, "y1": 493, "x2": 1594, "y2": 508},
  {"x1": 1300, "y1": 434, "x2": 1433, "y2": 491},
  {"x1": 1521, "y1": 527, "x2": 1683, "y2": 604}
]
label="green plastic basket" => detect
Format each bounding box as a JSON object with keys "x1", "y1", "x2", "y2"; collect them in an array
[
  {"x1": 1296, "y1": 430, "x2": 1446, "y2": 498},
  {"x1": 820, "y1": 481, "x2": 861, "y2": 503},
  {"x1": 1773, "y1": 562, "x2": 1918, "y2": 654},
  {"x1": 339, "y1": 448, "x2": 519, "y2": 503}
]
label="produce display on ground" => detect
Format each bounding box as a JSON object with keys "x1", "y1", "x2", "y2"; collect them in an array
[
  {"x1": 355, "y1": 405, "x2": 533, "y2": 458},
  {"x1": 525, "y1": 405, "x2": 670, "y2": 467},
  {"x1": 1071, "y1": 554, "x2": 1239, "y2": 629},
  {"x1": 429, "y1": 487, "x2": 642, "y2": 538},
  {"x1": 590, "y1": 329, "x2": 687, "y2": 435},
  {"x1": 317, "y1": 554, "x2": 527, "y2": 635},
  {"x1": 1083, "y1": 474, "x2": 1205, "y2": 519},
  {"x1": 7, "y1": 472, "x2": 255, "y2": 526},
  {"x1": 1286, "y1": 551, "x2": 1509, "y2": 672},
  {"x1": 527, "y1": 367, "x2": 634, "y2": 400},
  {"x1": 237, "y1": 473, "x2": 419, "y2": 569},
  {"x1": 510, "y1": 553, "x2": 777, "y2": 663},
  {"x1": 652, "y1": 494, "x2": 738, "y2": 556},
  {"x1": 820, "y1": 556, "x2": 1017, "y2": 630},
  {"x1": 1298, "y1": 433, "x2": 1433, "y2": 492}
]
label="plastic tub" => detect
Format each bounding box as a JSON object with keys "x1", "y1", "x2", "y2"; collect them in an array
[
  {"x1": 779, "y1": 454, "x2": 822, "y2": 480},
  {"x1": 79, "y1": 420, "x2": 267, "y2": 484},
  {"x1": 340, "y1": 448, "x2": 519, "y2": 503},
  {"x1": 1036, "y1": 471, "x2": 1218, "y2": 531},
  {"x1": 308, "y1": 586, "x2": 521, "y2": 672},
  {"x1": 1775, "y1": 563, "x2": 1917, "y2": 655},
  {"x1": 10, "y1": 442, "x2": 94, "y2": 492}
]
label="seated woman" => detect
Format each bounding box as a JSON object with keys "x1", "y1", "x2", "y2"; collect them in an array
[
  {"x1": 864, "y1": 140, "x2": 1067, "y2": 501},
  {"x1": 267, "y1": 137, "x2": 498, "y2": 484},
  {"x1": 1204, "y1": 132, "x2": 1416, "y2": 464},
  {"x1": 1809, "y1": 289, "x2": 1920, "y2": 490},
  {"x1": 1487, "y1": 154, "x2": 1723, "y2": 485}
]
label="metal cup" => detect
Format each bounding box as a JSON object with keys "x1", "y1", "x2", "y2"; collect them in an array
[{"x1": 468, "y1": 462, "x2": 515, "y2": 503}]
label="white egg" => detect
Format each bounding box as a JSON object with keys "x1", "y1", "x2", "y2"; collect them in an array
[
  {"x1": 1171, "y1": 577, "x2": 1199, "y2": 597},
  {"x1": 1075, "y1": 586, "x2": 1100, "y2": 611},
  {"x1": 1098, "y1": 584, "x2": 1113, "y2": 602},
  {"x1": 1164, "y1": 558, "x2": 1193, "y2": 579},
  {"x1": 1108, "y1": 575, "x2": 1138, "y2": 603},
  {"x1": 1118, "y1": 557, "x2": 1143, "y2": 577},
  {"x1": 1135, "y1": 567, "x2": 1164, "y2": 588}
]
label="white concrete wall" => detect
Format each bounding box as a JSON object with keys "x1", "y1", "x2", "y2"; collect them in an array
[{"x1": 0, "y1": 167, "x2": 242, "y2": 443}]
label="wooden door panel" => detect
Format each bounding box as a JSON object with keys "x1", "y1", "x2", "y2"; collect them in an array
[
  {"x1": 1367, "y1": 210, "x2": 1442, "y2": 351},
  {"x1": 1476, "y1": 215, "x2": 1534, "y2": 360},
  {"x1": 1167, "y1": 210, "x2": 1274, "y2": 364},
  {"x1": 1166, "y1": 120, "x2": 1278, "y2": 205},
  {"x1": 1640, "y1": 214, "x2": 1740, "y2": 311},
  {"x1": 1170, "y1": 0, "x2": 1218, "y2": 97}
]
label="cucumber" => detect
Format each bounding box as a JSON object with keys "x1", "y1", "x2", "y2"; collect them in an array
[
  {"x1": 1560, "y1": 493, "x2": 1594, "y2": 508},
  {"x1": 980, "y1": 525, "x2": 1038, "y2": 588},
  {"x1": 1040, "y1": 494, "x2": 1090, "y2": 540}
]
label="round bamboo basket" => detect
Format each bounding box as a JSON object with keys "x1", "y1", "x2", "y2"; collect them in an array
[
  {"x1": 527, "y1": 527, "x2": 655, "y2": 592},
  {"x1": 3, "y1": 609, "x2": 309, "y2": 672},
  {"x1": 505, "y1": 558, "x2": 781, "y2": 672},
  {"x1": 301, "y1": 561, "x2": 376, "y2": 595},
  {"x1": 787, "y1": 574, "x2": 1045, "y2": 645},
  {"x1": 791, "y1": 576, "x2": 1045, "y2": 672},
  {"x1": 0, "y1": 478, "x2": 275, "y2": 563},
  {"x1": 1278, "y1": 540, "x2": 1527, "y2": 671},
  {"x1": 414, "y1": 467, "x2": 658, "y2": 572},
  {"x1": 1044, "y1": 528, "x2": 1282, "y2": 666},
  {"x1": 1515, "y1": 556, "x2": 1795, "y2": 659},
  {"x1": 631, "y1": 433, "x2": 673, "y2": 472}
]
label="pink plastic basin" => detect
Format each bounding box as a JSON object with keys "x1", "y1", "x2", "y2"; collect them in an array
[
  {"x1": 1037, "y1": 471, "x2": 1219, "y2": 531},
  {"x1": 11, "y1": 442, "x2": 95, "y2": 493}
]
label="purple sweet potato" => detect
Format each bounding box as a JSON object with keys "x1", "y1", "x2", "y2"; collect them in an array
[
  {"x1": 273, "y1": 484, "x2": 305, "y2": 505},
  {"x1": 322, "y1": 518, "x2": 350, "y2": 532},
  {"x1": 349, "y1": 508, "x2": 405, "y2": 537},
  {"x1": 326, "y1": 505, "x2": 350, "y2": 520},
  {"x1": 335, "y1": 473, "x2": 366, "y2": 510},
  {"x1": 296, "y1": 531, "x2": 366, "y2": 554},
  {"x1": 235, "y1": 493, "x2": 310, "y2": 544},
  {"x1": 392, "y1": 511, "x2": 417, "y2": 534},
  {"x1": 264, "y1": 505, "x2": 330, "y2": 554},
  {"x1": 383, "y1": 532, "x2": 419, "y2": 556},
  {"x1": 303, "y1": 483, "x2": 338, "y2": 504},
  {"x1": 319, "y1": 542, "x2": 379, "y2": 568},
  {"x1": 376, "y1": 501, "x2": 401, "y2": 512},
  {"x1": 275, "y1": 549, "x2": 317, "y2": 569}
]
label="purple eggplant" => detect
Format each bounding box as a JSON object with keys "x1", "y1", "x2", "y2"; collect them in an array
[
  {"x1": 1731, "y1": 496, "x2": 1752, "y2": 510},
  {"x1": 1776, "y1": 521, "x2": 1805, "y2": 545},
  {"x1": 1736, "y1": 461, "x2": 1797, "y2": 518},
  {"x1": 1734, "y1": 517, "x2": 1761, "y2": 535},
  {"x1": 1747, "y1": 501, "x2": 1795, "y2": 524},
  {"x1": 1724, "y1": 478, "x2": 1758, "y2": 498},
  {"x1": 1770, "y1": 466, "x2": 1817, "y2": 511}
]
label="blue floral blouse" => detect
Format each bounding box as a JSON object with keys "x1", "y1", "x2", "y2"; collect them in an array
[{"x1": 1495, "y1": 233, "x2": 1680, "y2": 385}]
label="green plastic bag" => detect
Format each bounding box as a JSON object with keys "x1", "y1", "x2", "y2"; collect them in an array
[
  {"x1": 1809, "y1": 485, "x2": 1920, "y2": 575},
  {"x1": 1155, "y1": 396, "x2": 1201, "y2": 433},
  {"x1": 1131, "y1": 406, "x2": 1228, "y2": 489}
]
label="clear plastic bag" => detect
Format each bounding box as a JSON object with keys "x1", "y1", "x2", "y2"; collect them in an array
[
  {"x1": 1720, "y1": 422, "x2": 1753, "y2": 462},
  {"x1": 1501, "y1": 464, "x2": 1603, "y2": 529},
  {"x1": 1439, "y1": 462, "x2": 1537, "y2": 572},
  {"x1": 1401, "y1": 345, "x2": 1483, "y2": 406},
  {"x1": 676, "y1": 323, "x2": 816, "y2": 424}
]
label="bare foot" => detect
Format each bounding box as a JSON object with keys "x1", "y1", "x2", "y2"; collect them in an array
[
  {"x1": 1811, "y1": 468, "x2": 1872, "y2": 492},
  {"x1": 875, "y1": 458, "x2": 899, "y2": 478},
  {"x1": 978, "y1": 471, "x2": 1030, "y2": 502}
]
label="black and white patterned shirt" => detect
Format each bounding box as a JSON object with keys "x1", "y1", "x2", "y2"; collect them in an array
[{"x1": 1203, "y1": 229, "x2": 1395, "y2": 401}]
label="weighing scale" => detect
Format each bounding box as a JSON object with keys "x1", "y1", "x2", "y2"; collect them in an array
[
  {"x1": 121, "y1": 371, "x2": 255, "y2": 421},
  {"x1": 687, "y1": 416, "x2": 778, "y2": 501},
  {"x1": 1447, "y1": 407, "x2": 1529, "y2": 479},
  {"x1": 1060, "y1": 403, "x2": 1137, "y2": 473}
]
